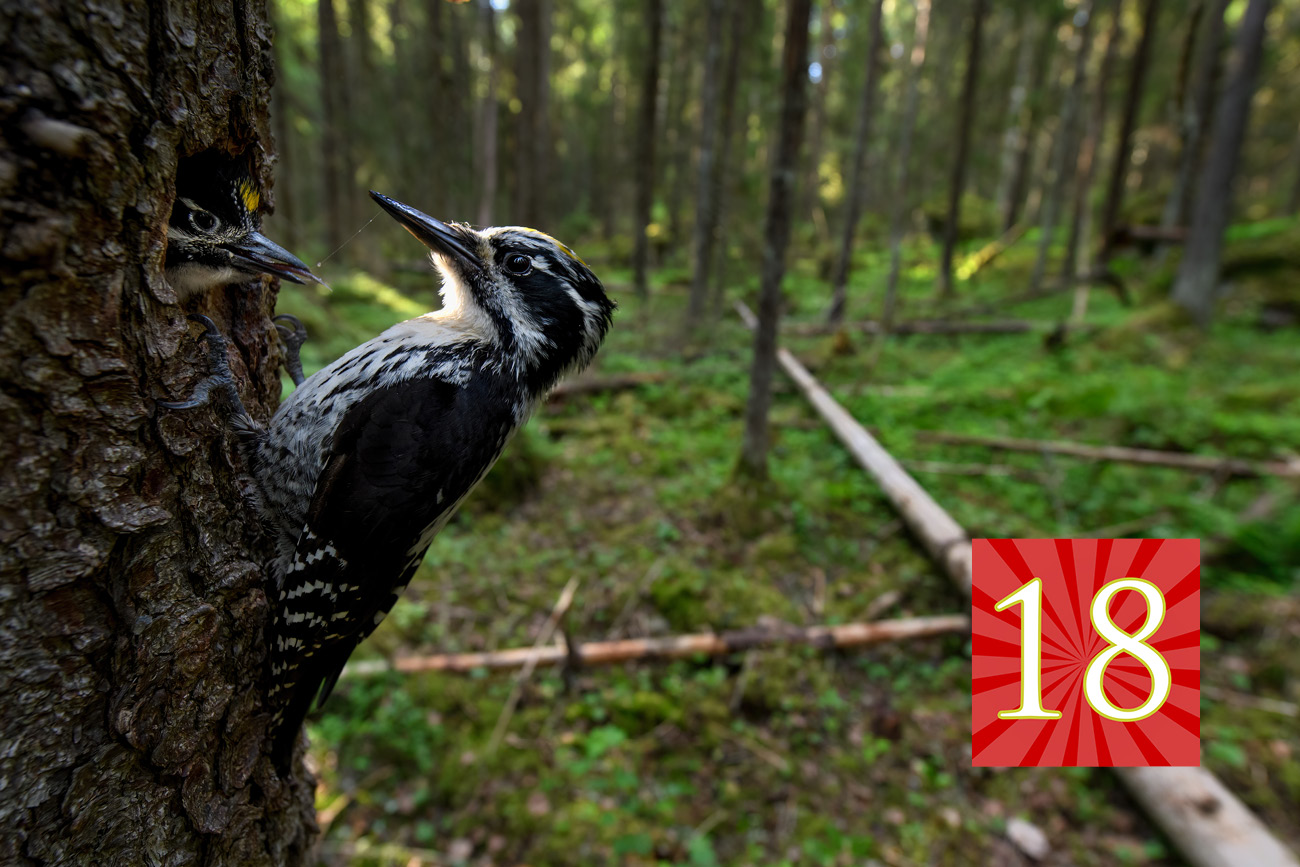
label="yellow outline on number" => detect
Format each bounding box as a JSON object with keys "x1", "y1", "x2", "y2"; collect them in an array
[
  {"x1": 1084, "y1": 577, "x2": 1171, "y2": 722},
  {"x1": 995, "y1": 578, "x2": 1063, "y2": 720}
]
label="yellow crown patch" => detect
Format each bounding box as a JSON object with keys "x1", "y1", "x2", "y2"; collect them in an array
[
  {"x1": 519, "y1": 227, "x2": 587, "y2": 267},
  {"x1": 238, "y1": 178, "x2": 261, "y2": 214}
]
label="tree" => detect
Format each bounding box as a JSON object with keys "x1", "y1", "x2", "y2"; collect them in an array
[
  {"x1": 1172, "y1": 0, "x2": 1274, "y2": 325},
  {"x1": 1096, "y1": 0, "x2": 1162, "y2": 270},
  {"x1": 739, "y1": 0, "x2": 816, "y2": 478},
  {"x1": 320, "y1": 0, "x2": 351, "y2": 253},
  {"x1": 936, "y1": 0, "x2": 988, "y2": 300},
  {"x1": 880, "y1": 0, "x2": 934, "y2": 332},
  {"x1": 994, "y1": 11, "x2": 1040, "y2": 232},
  {"x1": 707, "y1": 0, "x2": 756, "y2": 314},
  {"x1": 798, "y1": 1, "x2": 838, "y2": 228},
  {"x1": 514, "y1": 0, "x2": 553, "y2": 228},
  {"x1": 632, "y1": 0, "x2": 664, "y2": 299},
  {"x1": 0, "y1": 2, "x2": 316, "y2": 863},
  {"x1": 826, "y1": 0, "x2": 886, "y2": 326},
  {"x1": 477, "y1": 0, "x2": 501, "y2": 227},
  {"x1": 687, "y1": 0, "x2": 728, "y2": 322}
]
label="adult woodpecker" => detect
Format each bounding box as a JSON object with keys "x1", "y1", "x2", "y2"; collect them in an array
[
  {"x1": 163, "y1": 192, "x2": 615, "y2": 769},
  {"x1": 164, "y1": 153, "x2": 322, "y2": 296}
]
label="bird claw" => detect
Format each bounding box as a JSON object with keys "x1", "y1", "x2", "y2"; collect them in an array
[
  {"x1": 159, "y1": 314, "x2": 250, "y2": 419},
  {"x1": 273, "y1": 313, "x2": 308, "y2": 387}
]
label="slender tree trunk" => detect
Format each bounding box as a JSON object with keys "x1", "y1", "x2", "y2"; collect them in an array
[
  {"x1": 1159, "y1": 0, "x2": 1228, "y2": 253},
  {"x1": 0, "y1": 2, "x2": 317, "y2": 862},
  {"x1": 995, "y1": 13, "x2": 1038, "y2": 230},
  {"x1": 477, "y1": 0, "x2": 500, "y2": 226},
  {"x1": 798, "y1": 1, "x2": 837, "y2": 227},
  {"x1": 687, "y1": 0, "x2": 727, "y2": 323},
  {"x1": 1004, "y1": 13, "x2": 1059, "y2": 231},
  {"x1": 936, "y1": 0, "x2": 987, "y2": 299},
  {"x1": 881, "y1": 0, "x2": 933, "y2": 333},
  {"x1": 739, "y1": 0, "x2": 815, "y2": 478},
  {"x1": 708, "y1": 0, "x2": 755, "y2": 315},
  {"x1": 514, "y1": 0, "x2": 551, "y2": 227},
  {"x1": 662, "y1": 11, "x2": 698, "y2": 252},
  {"x1": 1288, "y1": 123, "x2": 1300, "y2": 216},
  {"x1": 319, "y1": 0, "x2": 348, "y2": 252},
  {"x1": 827, "y1": 0, "x2": 886, "y2": 326},
  {"x1": 270, "y1": 0, "x2": 300, "y2": 251},
  {"x1": 1064, "y1": 0, "x2": 1121, "y2": 282},
  {"x1": 1030, "y1": 2, "x2": 1095, "y2": 292},
  {"x1": 1172, "y1": 0, "x2": 1273, "y2": 326},
  {"x1": 632, "y1": 0, "x2": 664, "y2": 299},
  {"x1": 1096, "y1": 0, "x2": 1162, "y2": 269}
]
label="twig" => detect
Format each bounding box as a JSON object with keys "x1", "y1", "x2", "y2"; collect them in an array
[
  {"x1": 609, "y1": 557, "x2": 667, "y2": 637},
  {"x1": 863, "y1": 589, "x2": 903, "y2": 621},
  {"x1": 902, "y1": 459, "x2": 1033, "y2": 479},
  {"x1": 787, "y1": 318, "x2": 1041, "y2": 338},
  {"x1": 917, "y1": 430, "x2": 1300, "y2": 479},
  {"x1": 486, "y1": 577, "x2": 579, "y2": 754},
  {"x1": 340, "y1": 614, "x2": 969, "y2": 678},
  {"x1": 548, "y1": 371, "x2": 667, "y2": 399}
]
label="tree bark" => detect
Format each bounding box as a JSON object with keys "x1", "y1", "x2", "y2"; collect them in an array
[
  {"x1": 687, "y1": 0, "x2": 727, "y2": 323},
  {"x1": 476, "y1": 0, "x2": 501, "y2": 227},
  {"x1": 936, "y1": 0, "x2": 987, "y2": 300},
  {"x1": 708, "y1": 0, "x2": 756, "y2": 315},
  {"x1": 1172, "y1": 0, "x2": 1273, "y2": 326},
  {"x1": 881, "y1": 0, "x2": 933, "y2": 333},
  {"x1": 827, "y1": 0, "x2": 886, "y2": 326},
  {"x1": 513, "y1": 0, "x2": 551, "y2": 227},
  {"x1": 1096, "y1": 0, "x2": 1162, "y2": 269},
  {"x1": 631, "y1": 0, "x2": 664, "y2": 299},
  {"x1": 1159, "y1": 0, "x2": 1228, "y2": 252},
  {"x1": 797, "y1": 1, "x2": 837, "y2": 228},
  {"x1": 739, "y1": 0, "x2": 815, "y2": 478},
  {"x1": 1003, "y1": 17, "x2": 1061, "y2": 231},
  {"x1": 319, "y1": 0, "x2": 349, "y2": 252},
  {"x1": 0, "y1": 2, "x2": 317, "y2": 863},
  {"x1": 1030, "y1": 2, "x2": 1095, "y2": 292},
  {"x1": 995, "y1": 12, "x2": 1039, "y2": 232}
]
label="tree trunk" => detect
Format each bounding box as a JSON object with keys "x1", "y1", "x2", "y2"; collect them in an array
[
  {"x1": 270, "y1": 0, "x2": 301, "y2": 252},
  {"x1": 881, "y1": 0, "x2": 933, "y2": 332},
  {"x1": 319, "y1": 0, "x2": 349, "y2": 253},
  {"x1": 1159, "y1": 0, "x2": 1228, "y2": 252},
  {"x1": 739, "y1": 0, "x2": 815, "y2": 478},
  {"x1": 1172, "y1": 0, "x2": 1273, "y2": 326},
  {"x1": 0, "y1": 2, "x2": 317, "y2": 864},
  {"x1": 708, "y1": 0, "x2": 756, "y2": 315},
  {"x1": 1064, "y1": 0, "x2": 1121, "y2": 282},
  {"x1": 477, "y1": 0, "x2": 501, "y2": 227},
  {"x1": 1004, "y1": 17, "x2": 1061, "y2": 231},
  {"x1": 632, "y1": 0, "x2": 664, "y2": 299},
  {"x1": 513, "y1": 0, "x2": 551, "y2": 227},
  {"x1": 1096, "y1": 0, "x2": 1162, "y2": 269},
  {"x1": 797, "y1": 1, "x2": 837, "y2": 228},
  {"x1": 687, "y1": 0, "x2": 728, "y2": 323},
  {"x1": 827, "y1": 0, "x2": 886, "y2": 326},
  {"x1": 1030, "y1": 1, "x2": 1095, "y2": 292},
  {"x1": 995, "y1": 12, "x2": 1039, "y2": 232},
  {"x1": 936, "y1": 0, "x2": 987, "y2": 300}
]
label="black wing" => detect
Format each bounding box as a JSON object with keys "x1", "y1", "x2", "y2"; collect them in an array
[{"x1": 267, "y1": 374, "x2": 515, "y2": 766}]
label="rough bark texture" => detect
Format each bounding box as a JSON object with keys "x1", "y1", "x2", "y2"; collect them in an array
[
  {"x1": 936, "y1": 0, "x2": 986, "y2": 300},
  {"x1": 1172, "y1": 0, "x2": 1273, "y2": 325},
  {"x1": 319, "y1": 0, "x2": 349, "y2": 252},
  {"x1": 513, "y1": 0, "x2": 551, "y2": 228},
  {"x1": 631, "y1": 0, "x2": 663, "y2": 299},
  {"x1": 476, "y1": 0, "x2": 500, "y2": 227},
  {"x1": 739, "y1": 0, "x2": 814, "y2": 477},
  {"x1": 686, "y1": 0, "x2": 726, "y2": 323},
  {"x1": 0, "y1": 2, "x2": 318, "y2": 863},
  {"x1": 827, "y1": 0, "x2": 885, "y2": 326}
]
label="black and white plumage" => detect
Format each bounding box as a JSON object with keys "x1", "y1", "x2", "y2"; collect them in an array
[
  {"x1": 223, "y1": 193, "x2": 615, "y2": 767},
  {"x1": 165, "y1": 153, "x2": 322, "y2": 296}
]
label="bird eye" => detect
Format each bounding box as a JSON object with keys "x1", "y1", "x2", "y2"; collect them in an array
[
  {"x1": 503, "y1": 253, "x2": 532, "y2": 276},
  {"x1": 189, "y1": 209, "x2": 220, "y2": 234}
]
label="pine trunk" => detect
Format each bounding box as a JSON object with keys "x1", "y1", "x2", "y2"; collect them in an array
[
  {"x1": 739, "y1": 0, "x2": 815, "y2": 477},
  {"x1": 827, "y1": 0, "x2": 886, "y2": 326},
  {"x1": 687, "y1": 0, "x2": 727, "y2": 322},
  {"x1": 0, "y1": 1, "x2": 318, "y2": 863},
  {"x1": 477, "y1": 0, "x2": 501, "y2": 226},
  {"x1": 1172, "y1": 0, "x2": 1273, "y2": 325},
  {"x1": 936, "y1": 0, "x2": 987, "y2": 299},
  {"x1": 631, "y1": 0, "x2": 664, "y2": 299},
  {"x1": 319, "y1": 0, "x2": 349, "y2": 252}
]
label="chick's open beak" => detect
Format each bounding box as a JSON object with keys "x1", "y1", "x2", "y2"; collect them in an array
[
  {"x1": 229, "y1": 231, "x2": 325, "y2": 286},
  {"x1": 369, "y1": 191, "x2": 480, "y2": 270}
]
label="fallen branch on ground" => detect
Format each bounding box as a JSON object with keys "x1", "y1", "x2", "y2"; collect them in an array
[
  {"x1": 955, "y1": 221, "x2": 1030, "y2": 280},
  {"x1": 916, "y1": 431, "x2": 1300, "y2": 478},
  {"x1": 339, "y1": 614, "x2": 969, "y2": 678},
  {"x1": 788, "y1": 318, "x2": 1041, "y2": 337},
  {"x1": 548, "y1": 371, "x2": 667, "y2": 399},
  {"x1": 735, "y1": 300, "x2": 1300, "y2": 867}
]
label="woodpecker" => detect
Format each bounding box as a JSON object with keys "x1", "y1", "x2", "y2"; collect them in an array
[
  {"x1": 163, "y1": 192, "x2": 615, "y2": 769},
  {"x1": 165, "y1": 153, "x2": 322, "y2": 296}
]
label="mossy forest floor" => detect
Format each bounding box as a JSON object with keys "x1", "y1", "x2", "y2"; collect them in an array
[{"x1": 278, "y1": 221, "x2": 1300, "y2": 866}]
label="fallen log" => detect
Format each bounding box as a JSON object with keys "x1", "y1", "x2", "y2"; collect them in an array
[
  {"x1": 338, "y1": 614, "x2": 970, "y2": 678},
  {"x1": 788, "y1": 318, "x2": 1041, "y2": 337},
  {"x1": 916, "y1": 431, "x2": 1300, "y2": 479},
  {"x1": 735, "y1": 300, "x2": 1300, "y2": 867},
  {"x1": 955, "y1": 221, "x2": 1030, "y2": 280}
]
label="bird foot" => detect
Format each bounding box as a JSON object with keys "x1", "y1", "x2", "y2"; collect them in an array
[
  {"x1": 160, "y1": 314, "x2": 252, "y2": 423},
  {"x1": 273, "y1": 313, "x2": 308, "y2": 387}
]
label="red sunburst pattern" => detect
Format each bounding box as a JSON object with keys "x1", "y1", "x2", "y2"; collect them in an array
[{"x1": 972, "y1": 538, "x2": 1200, "y2": 767}]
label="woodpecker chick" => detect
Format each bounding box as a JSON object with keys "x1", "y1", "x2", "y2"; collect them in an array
[
  {"x1": 166, "y1": 193, "x2": 614, "y2": 769},
  {"x1": 165, "y1": 154, "x2": 323, "y2": 296}
]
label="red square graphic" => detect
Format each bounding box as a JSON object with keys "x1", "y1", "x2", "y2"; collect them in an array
[{"x1": 972, "y1": 539, "x2": 1200, "y2": 767}]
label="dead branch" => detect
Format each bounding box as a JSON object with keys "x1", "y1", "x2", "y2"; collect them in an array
[
  {"x1": 788, "y1": 318, "x2": 1041, "y2": 337},
  {"x1": 548, "y1": 371, "x2": 667, "y2": 399},
  {"x1": 735, "y1": 300, "x2": 1300, "y2": 867},
  {"x1": 916, "y1": 431, "x2": 1300, "y2": 478},
  {"x1": 954, "y1": 221, "x2": 1029, "y2": 280},
  {"x1": 340, "y1": 614, "x2": 969, "y2": 678}
]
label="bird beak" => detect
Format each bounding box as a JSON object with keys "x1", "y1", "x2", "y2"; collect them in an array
[
  {"x1": 369, "y1": 191, "x2": 480, "y2": 270},
  {"x1": 228, "y1": 231, "x2": 325, "y2": 286}
]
